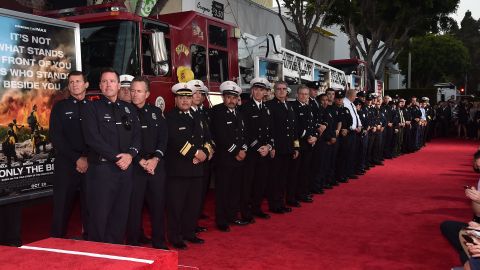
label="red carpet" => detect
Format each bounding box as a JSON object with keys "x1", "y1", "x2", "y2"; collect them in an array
[{"x1": 19, "y1": 139, "x2": 479, "y2": 269}]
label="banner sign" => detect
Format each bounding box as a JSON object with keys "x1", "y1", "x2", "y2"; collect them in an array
[
  {"x1": 257, "y1": 57, "x2": 282, "y2": 83},
  {"x1": 0, "y1": 9, "x2": 80, "y2": 195}
]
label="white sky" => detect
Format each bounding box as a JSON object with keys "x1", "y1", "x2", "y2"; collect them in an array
[
  {"x1": 274, "y1": 0, "x2": 478, "y2": 24},
  {"x1": 453, "y1": 0, "x2": 479, "y2": 24}
]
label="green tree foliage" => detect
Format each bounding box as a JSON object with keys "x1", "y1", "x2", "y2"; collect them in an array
[
  {"x1": 455, "y1": 11, "x2": 480, "y2": 92},
  {"x1": 275, "y1": 0, "x2": 335, "y2": 57},
  {"x1": 325, "y1": 0, "x2": 459, "y2": 85},
  {"x1": 397, "y1": 34, "x2": 470, "y2": 88}
]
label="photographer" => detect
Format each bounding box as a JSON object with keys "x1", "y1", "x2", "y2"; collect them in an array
[{"x1": 441, "y1": 150, "x2": 480, "y2": 270}]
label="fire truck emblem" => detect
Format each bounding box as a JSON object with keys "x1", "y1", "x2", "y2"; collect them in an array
[
  {"x1": 152, "y1": 113, "x2": 157, "y2": 120},
  {"x1": 175, "y1": 44, "x2": 190, "y2": 56},
  {"x1": 125, "y1": 106, "x2": 130, "y2": 114},
  {"x1": 192, "y1": 22, "x2": 204, "y2": 40}
]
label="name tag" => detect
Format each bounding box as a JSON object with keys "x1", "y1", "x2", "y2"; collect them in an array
[
  {"x1": 226, "y1": 121, "x2": 232, "y2": 124},
  {"x1": 104, "y1": 116, "x2": 111, "y2": 119},
  {"x1": 252, "y1": 115, "x2": 258, "y2": 118},
  {"x1": 179, "y1": 127, "x2": 186, "y2": 130},
  {"x1": 65, "y1": 112, "x2": 73, "y2": 115},
  {"x1": 141, "y1": 125, "x2": 147, "y2": 129}
]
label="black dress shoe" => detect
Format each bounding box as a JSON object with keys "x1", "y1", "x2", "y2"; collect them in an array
[
  {"x1": 349, "y1": 175, "x2": 359, "y2": 179},
  {"x1": 195, "y1": 226, "x2": 207, "y2": 233},
  {"x1": 172, "y1": 241, "x2": 187, "y2": 250},
  {"x1": 153, "y1": 244, "x2": 169, "y2": 250},
  {"x1": 281, "y1": 206, "x2": 292, "y2": 213},
  {"x1": 253, "y1": 211, "x2": 271, "y2": 219},
  {"x1": 331, "y1": 181, "x2": 339, "y2": 186},
  {"x1": 217, "y1": 224, "x2": 231, "y2": 232},
  {"x1": 231, "y1": 219, "x2": 249, "y2": 226},
  {"x1": 338, "y1": 177, "x2": 349, "y2": 183},
  {"x1": 241, "y1": 217, "x2": 256, "y2": 224},
  {"x1": 270, "y1": 208, "x2": 285, "y2": 214},
  {"x1": 200, "y1": 213, "x2": 209, "y2": 219},
  {"x1": 139, "y1": 234, "x2": 152, "y2": 244},
  {"x1": 299, "y1": 197, "x2": 313, "y2": 203},
  {"x1": 310, "y1": 188, "x2": 324, "y2": 194},
  {"x1": 287, "y1": 200, "x2": 301, "y2": 207},
  {"x1": 185, "y1": 236, "x2": 205, "y2": 244},
  {"x1": 323, "y1": 184, "x2": 333, "y2": 189}
]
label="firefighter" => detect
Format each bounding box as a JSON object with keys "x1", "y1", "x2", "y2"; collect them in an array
[
  {"x1": 288, "y1": 85, "x2": 317, "y2": 207},
  {"x1": 81, "y1": 68, "x2": 141, "y2": 244},
  {"x1": 239, "y1": 77, "x2": 273, "y2": 221},
  {"x1": 2, "y1": 129, "x2": 17, "y2": 167},
  {"x1": 187, "y1": 79, "x2": 214, "y2": 234},
  {"x1": 9, "y1": 119, "x2": 23, "y2": 142},
  {"x1": 210, "y1": 81, "x2": 249, "y2": 232},
  {"x1": 118, "y1": 74, "x2": 134, "y2": 102},
  {"x1": 31, "y1": 128, "x2": 47, "y2": 154},
  {"x1": 266, "y1": 81, "x2": 299, "y2": 214},
  {"x1": 49, "y1": 70, "x2": 90, "y2": 239},
  {"x1": 165, "y1": 83, "x2": 208, "y2": 249},
  {"x1": 334, "y1": 90, "x2": 353, "y2": 183},
  {"x1": 126, "y1": 76, "x2": 168, "y2": 250},
  {"x1": 27, "y1": 104, "x2": 39, "y2": 134}
]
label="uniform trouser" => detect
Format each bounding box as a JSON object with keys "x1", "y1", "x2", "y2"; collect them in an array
[
  {"x1": 295, "y1": 146, "x2": 314, "y2": 200},
  {"x1": 166, "y1": 176, "x2": 202, "y2": 244},
  {"x1": 241, "y1": 153, "x2": 269, "y2": 219},
  {"x1": 356, "y1": 133, "x2": 368, "y2": 172},
  {"x1": 286, "y1": 152, "x2": 300, "y2": 203},
  {"x1": 373, "y1": 131, "x2": 383, "y2": 162},
  {"x1": 347, "y1": 132, "x2": 358, "y2": 177},
  {"x1": 127, "y1": 162, "x2": 166, "y2": 247},
  {"x1": 383, "y1": 127, "x2": 393, "y2": 158},
  {"x1": 393, "y1": 127, "x2": 404, "y2": 156},
  {"x1": 403, "y1": 125, "x2": 412, "y2": 153},
  {"x1": 311, "y1": 141, "x2": 327, "y2": 190},
  {"x1": 0, "y1": 204, "x2": 22, "y2": 246},
  {"x1": 51, "y1": 158, "x2": 87, "y2": 238},
  {"x1": 328, "y1": 139, "x2": 340, "y2": 182},
  {"x1": 86, "y1": 163, "x2": 132, "y2": 244},
  {"x1": 215, "y1": 163, "x2": 243, "y2": 226},
  {"x1": 199, "y1": 161, "x2": 211, "y2": 219},
  {"x1": 409, "y1": 125, "x2": 418, "y2": 152},
  {"x1": 268, "y1": 154, "x2": 290, "y2": 210},
  {"x1": 336, "y1": 133, "x2": 353, "y2": 180},
  {"x1": 367, "y1": 131, "x2": 376, "y2": 164}
]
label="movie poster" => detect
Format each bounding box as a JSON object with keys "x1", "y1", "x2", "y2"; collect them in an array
[{"x1": 0, "y1": 9, "x2": 80, "y2": 194}]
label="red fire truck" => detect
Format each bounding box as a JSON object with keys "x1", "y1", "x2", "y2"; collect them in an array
[
  {"x1": 39, "y1": 2, "x2": 239, "y2": 111},
  {"x1": 328, "y1": 58, "x2": 368, "y2": 92}
]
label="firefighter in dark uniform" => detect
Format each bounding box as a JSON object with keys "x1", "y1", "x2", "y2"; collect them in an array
[
  {"x1": 289, "y1": 85, "x2": 317, "y2": 206},
  {"x1": 187, "y1": 79, "x2": 214, "y2": 233},
  {"x1": 239, "y1": 77, "x2": 273, "y2": 221},
  {"x1": 126, "y1": 77, "x2": 168, "y2": 250},
  {"x1": 408, "y1": 97, "x2": 422, "y2": 152},
  {"x1": 210, "y1": 81, "x2": 249, "y2": 232},
  {"x1": 50, "y1": 70, "x2": 89, "y2": 239},
  {"x1": 381, "y1": 96, "x2": 394, "y2": 159},
  {"x1": 366, "y1": 94, "x2": 377, "y2": 168},
  {"x1": 81, "y1": 68, "x2": 141, "y2": 244},
  {"x1": 165, "y1": 83, "x2": 209, "y2": 249},
  {"x1": 313, "y1": 93, "x2": 337, "y2": 190},
  {"x1": 324, "y1": 88, "x2": 342, "y2": 188},
  {"x1": 354, "y1": 98, "x2": 369, "y2": 175},
  {"x1": 307, "y1": 82, "x2": 328, "y2": 192},
  {"x1": 334, "y1": 90, "x2": 353, "y2": 183},
  {"x1": 266, "y1": 81, "x2": 299, "y2": 214},
  {"x1": 373, "y1": 96, "x2": 387, "y2": 165}
]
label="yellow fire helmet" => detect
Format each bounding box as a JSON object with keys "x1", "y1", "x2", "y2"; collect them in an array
[{"x1": 177, "y1": 66, "x2": 194, "y2": 83}]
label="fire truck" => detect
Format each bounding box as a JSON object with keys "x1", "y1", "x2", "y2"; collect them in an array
[
  {"x1": 328, "y1": 58, "x2": 368, "y2": 92},
  {"x1": 39, "y1": 2, "x2": 240, "y2": 110}
]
